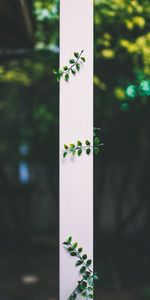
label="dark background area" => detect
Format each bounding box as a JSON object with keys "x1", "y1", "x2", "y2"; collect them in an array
[{"x1": 0, "y1": 0, "x2": 150, "y2": 299}]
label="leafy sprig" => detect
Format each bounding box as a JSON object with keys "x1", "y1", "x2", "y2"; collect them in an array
[
  {"x1": 63, "y1": 236, "x2": 98, "y2": 299},
  {"x1": 53, "y1": 50, "x2": 86, "y2": 82},
  {"x1": 63, "y1": 128, "x2": 104, "y2": 158}
]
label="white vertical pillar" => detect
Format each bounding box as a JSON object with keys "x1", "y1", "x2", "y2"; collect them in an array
[{"x1": 59, "y1": 0, "x2": 93, "y2": 299}]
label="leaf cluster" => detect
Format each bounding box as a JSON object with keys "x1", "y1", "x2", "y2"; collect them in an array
[
  {"x1": 53, "y1": 50, "x2": 86, "y2": 82},
  {"x1": 63, "y1": 236, "x2": 99, "y2": 299},
  {"x1": 63, "y1": 128, "x2": 104, "y2": 158}
]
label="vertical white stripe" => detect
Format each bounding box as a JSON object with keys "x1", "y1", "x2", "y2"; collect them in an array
[{"x1": 59, "y1": 0, "x2": 93, "y2": 298}]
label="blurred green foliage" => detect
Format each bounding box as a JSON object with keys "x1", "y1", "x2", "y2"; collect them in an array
[
  {"x1": 94, "y1": 0, "x2": 150, "y2": 120},
  {"x1": 0, "y1": 0, "x2": 150, "y2": 160}
]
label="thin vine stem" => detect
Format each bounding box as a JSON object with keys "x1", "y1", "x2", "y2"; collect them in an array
[
  {"x1": 63, "y1": 50, "x2": 84, "y2": 75},
  {"x1": 68, "y1": 242, "x2": 92, "y2": 274}
]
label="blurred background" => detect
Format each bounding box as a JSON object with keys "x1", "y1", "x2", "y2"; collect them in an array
[{"x1": 0, "y1": 0, "x2": 150, "y2": 299}]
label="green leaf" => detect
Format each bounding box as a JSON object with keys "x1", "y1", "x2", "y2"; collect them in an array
[
  {"x1": 94, "y1": 137, "x2": 100, "y2": 146},
  {"x1": 68, "y1": 247, "x2": 73, "y2": 252},
  {"x1": 69, "y1": 59, "x2": 75, "y2": 64},
  {"x1": 85, "y1": 140, "x2": 90, "y2": 145},
  {"x1": 56, "y1": 75, "x2": 61, "y2": 82},
  {"x1": 86, "y1": 259, "x2": 92, "y2": 266},
  {"x1": 78, "y1": 149, "x2": 82, "y2": 156},
  {"x1": 72, "y1": 150, "x2": 76, "y2": 156},
  {"x1": 88, "y1": 287, "x2": 93, "y2": 291},
  {"x1": 93, "y1": 273, "x2": 99, "y2": 280},
  {"x1": 82, "y1": 254, "x2": 87, "y2": 260},
  {"x1": 63, "y1": 241, "x2": 68, "y2": 245},
  {"x1": 78, "y1": 247, "x2": 83, "y2": 253},
  {"x1": 59, "y1": 69, "x2": 63, "y2": 75},
  {"x1": 94, "y1": 127, "x2": 101, "y2": 134},
  {"x1": 94, "y1": 147, "x2": 99, "y2": 155},
  {"x1": 73, "y1": 242, "x2": 78, "y2": 249},
  {"x1": 65, "y1": 73, "x2": 69, "y2": 81},
  {"x1": 64, "y1": 144, "x2": 68, "y2": 149},
  {"x1": 77, "y1": 140, "x2": 82, "y2": 146},
  {"x1": 76, "y1": 63, "x2": 80, "y2": 71},
  {"x1": 86, "y1": 148, "x2": 91, "y2": 155},
  {"x1": 78, "y1": 285, "x2": 84, "y2": 293},
  {"x1": 81, "y1": 292, "x2": 86, "y2": 297},
  {"x1": 74, "y1": 52, "x2": 80, "y2": 58},
  {"x1": 85, "y1": 271, "x2": 91, "y2": 277},
  {"x1": 69, "y1": 293, "x2": 77, "y2": 300},
  {"x1": 70, "y1": 144, "x2": 75, "y2": 148},
  {"x1": 71, "y1": 69, "x2": 76, "y2": 75},
  {"x1": 67, "y1": 236, "x2": 72, "y2": 243},
  {"x1": 89, "y1": 294, "x2": 94, "y2": 298},
  {"x1": 81, "y1": 281, "x2": 87, "y2": 287},
  {"x1": 63, "y1": 151, "x2": 67, "y2": 158},
  {"x1": 63, "y1": 66, "x2": 68, "y2": 71},
  {"x1": 71, "y1": 252, "x2": 76, "y2": 256},
  {"x1": 80, "y1": 266, "x2": 86, "y2": 274},
  {"x1": 81, "y1": 57, "x2": 86, "y2": 62},
  {"x1": 53, "y1": 69, "x2": 57, "y2": 75},
  {"x1": 76, "y1": 260, "x2": 83, "y2": 266}
]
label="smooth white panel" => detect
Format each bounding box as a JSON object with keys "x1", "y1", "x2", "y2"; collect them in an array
[{"x1": 59, "y1": 0, "x2": 93, "y2": 299}]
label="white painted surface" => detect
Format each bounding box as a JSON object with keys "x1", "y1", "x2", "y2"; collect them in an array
[{"x1": 59, "y1": 0, "x2": 93, "y2": 299}]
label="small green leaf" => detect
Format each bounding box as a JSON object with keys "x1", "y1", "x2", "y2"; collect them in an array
[
  {"x1": 89, "y1": 294, "x2": 94, "y2": 298},
  {"x1": 68, "y1": 247, "x2": 73, "y2": 252},
  {"x1": 71, "y1": 251, "x2": 76, "y2": 256},
  {"x1": 63, "y1": 66, "x2": 68, "y2": 71},
  {"x1": 94, "y1": 137, "x2": 100, "y2": 146},
  {"x1": 69, "y1": 59, "x2": 75, "y2": 64},
  {"x1": 70, "y1": 144, "x2": 75, "y2": 148},
  {"x1": 82, "y1": 281, "x2": 87, "y2": 287},
  {"x1": 65, "y1": 73, "x2": 69, "y2": 81},
  {"x1": 93, "y1": 273, "x2": 99, "y2": 280},
  {"x1": 81, "y1": 292, "x2": 86, "y2": 297},
  {"x1": 86, "y1": 148, "x2": 91, "y2": 155},
  {"x1": 67, "y1": 236, "x2": 72, "y2": 243},
  {"x1": 53, "y1": 69, "x2": 57, "y2": 75},
  {"x1": 78, "y1": 149, "x2": 82, "y2": 156},
  {"x1": 63, "y1": 241, "x2": 68, "y2": 245},
  {"x1": 82, "y1": 254, "x2": 87, "y2": 260},
  {"x1": 73, "y1": 242, "x2": 78, "y2": 249},
  {"x1": 85, "y1": 140, "x2": 90, "y2": 145},
  {"x1": 74, "y1": 52, "x2": 80, "y2": 58},
  {"x1": 69, "y1": 293, "x2": 77, "y2": 300},
  {"x1": 81, "y1": 57, "x2": 86, "y2": 62},
  {"x1": 63, "y1": 151, "x2": 67, "y2": 158},
  {"x1": 59, "y1": 69, "x2": 64, "y2": 75},
  {"x1": 94, "y1": 147, "x2": 99, "y2": 155},
  {"x1": 80, "y1": 266, "x2": 86, "y2": 274},
  {"x1": 71, "y1": 69, "x2": 76, "y2": 75},
  {"x1": 77, "y1": 140, "x2": 82, "y2": 146},
  {"x1": 64, "y1": 144, "x2": 68, "y2": 149},
  {"x1": 72, "y1": 150, "x2": 76, "y2": 156},
  {"x1": 78, "y1": 248, "x2": 83, "y2": 253},
  {"x1": 76, "y1": 260, "x2": 83, "y2": 266},
  {"x1": 76, "y1": 63, "x2": 80, "y2": 71},
  {"x1": 88, "y1": 287, "x2": 93, "y2": 291},
  {"x1": 86, "y1": 259, "x2": 92, "y2": 266},
  {"x1": 86, "y1": 271, "x2": 91, "y2": 276},
  {"x1": 78, "y1": 285, "x2": 84, "y2": 293}
]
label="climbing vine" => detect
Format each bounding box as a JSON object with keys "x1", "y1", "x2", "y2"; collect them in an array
[
  {"x1": 63, "y1": 236, "x2": 98, "y2": 299},
  {"x1": 54, "y1": 51, "x2": 100, "y2": 299},
  {"x1": 63, "y1": 127, "x2": 103, "y2": 158},
  {"x1": 53, "y1": 50, "x2": 86, "y2": 81}
]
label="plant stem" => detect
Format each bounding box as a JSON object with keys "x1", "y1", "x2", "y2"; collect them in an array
[
  {"x1": 68, "y1": 242, "x2": 92, "y2": 274},
  {"x1": 63, "y1": 50, "x2": 84, "y2": 76},
  {"x1": 64, "y1": 144, "x2": 103, "y2": 155}
]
